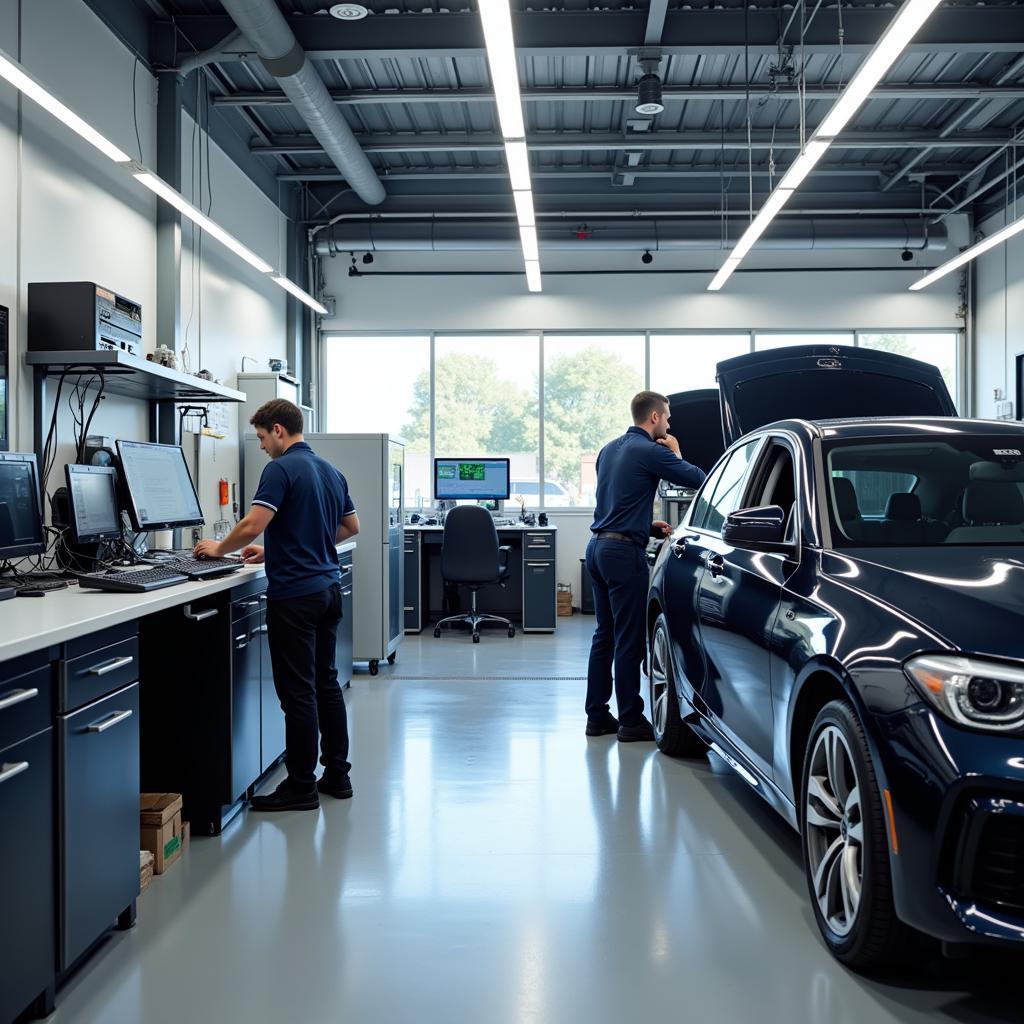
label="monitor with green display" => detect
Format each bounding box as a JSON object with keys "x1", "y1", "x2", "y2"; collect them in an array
[{"x1": 433, "y1": 458, "x2": 511, "y2": 500}]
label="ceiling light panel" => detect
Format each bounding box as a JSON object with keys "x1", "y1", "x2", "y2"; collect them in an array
[
  {"x1": 512, "y1": 189, "x2": 535, "y2": 227},
  {"x1": 525, "y1": 260, "x2": 542, "y2": 293},
  {"x1": 909, "y1": 213, "x2": 1024, "y2": 291},
  {"x1": 478, "y1": 0, "x2": 526, "y2": 140},
  {"x1": 273, "y1": 276, "x2": 329, "y2": 315}
]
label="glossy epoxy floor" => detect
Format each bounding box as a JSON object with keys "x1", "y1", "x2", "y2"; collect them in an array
[{"x1": 54, "y1": 618, "x2": 1019, "y2": 1024}]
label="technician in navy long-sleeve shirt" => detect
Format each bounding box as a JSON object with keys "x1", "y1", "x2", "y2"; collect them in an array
[{"x1": 584, "y1": 391, "x2": 706, "y2": 741}]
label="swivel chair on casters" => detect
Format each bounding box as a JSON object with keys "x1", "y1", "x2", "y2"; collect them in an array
[{"x1": 433, "y1": 504, "x2": 516, "y2": 643}]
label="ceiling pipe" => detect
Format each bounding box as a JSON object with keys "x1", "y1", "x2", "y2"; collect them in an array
[
  {"x1": 217, "y1": 0, "x2": 385, "y2": 205},
  {"x1": 313, "y1": 216, "x2": 947, "y2": 255}
]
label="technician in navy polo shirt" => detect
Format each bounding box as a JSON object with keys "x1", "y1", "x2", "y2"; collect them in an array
[
  {"x1": 195, "y1": 398, "x2": 359, "y2": 812},
  {"x1": 585, "y1": 391, "x2": 705, "y2": 743}
]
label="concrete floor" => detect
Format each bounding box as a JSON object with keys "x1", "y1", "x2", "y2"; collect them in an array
[{"x1": 54, "y1": 617, "x2": 1020, "y2": 1024}]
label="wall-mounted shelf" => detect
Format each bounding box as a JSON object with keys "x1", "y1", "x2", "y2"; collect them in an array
[
  {"x1": 27, "y1": 350, "x2": 247, "y2": 457},
  {"x1": 26, "y1": 350, "x2": 246, "y2": 404}
]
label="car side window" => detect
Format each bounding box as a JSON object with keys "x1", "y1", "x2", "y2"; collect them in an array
[
  {"x1": 749, "y1": 441, "x2": 799, "y2": 541},
  {"x1": 695, "y1": 439, "x2": 760, "y2": 534}
]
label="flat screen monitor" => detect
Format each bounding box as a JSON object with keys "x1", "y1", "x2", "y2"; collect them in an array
[
  {"x1": 65, "y1": 463, "x2": 121, "y2": 544},
  {"x1": 116, "y1": 439, "x2": 204, "y2": 532},
  {"x1": 0, "y1": 452, "x2": 45, "y2": 559},
  {"x1": 434, "y1": 457, "x2": 511, "y2": 501}
]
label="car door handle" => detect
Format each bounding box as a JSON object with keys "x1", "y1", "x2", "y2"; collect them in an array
[
  {"x1": 671, "y1": 534, "x2": 699, "y2": 558},
  {"x1": 706, "y1": 554, "x2": 725, "y2": 577}
]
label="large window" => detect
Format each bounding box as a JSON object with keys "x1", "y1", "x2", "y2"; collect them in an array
[
  {"x1": 543, "y1": 335, "x2": 644, "y2": 506},
  {"x1": 649, "y1": 334, "x2": 750, "y2": 393},
  {"x1": 321, "y1": 329, "x2": 964, "y2": 509},
  {"x1": 433, "y1": 336, "x2": 540, "y2": 504},
  {"x1": 321, "y1": 335, "x2": 432, "y2": 505}
]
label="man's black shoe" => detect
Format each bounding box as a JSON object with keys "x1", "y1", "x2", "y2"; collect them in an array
[
  {"x1": 617, "y1": 718, "x2": 656, "y2": 743},
  {"x1": 250, "y1": 779, "x2": 319, "y2": 812},
  {"x1": 317, "y1": 773, "x2": 353, "y2": 799},
  {"x1": 586, "y1": 712, "x2": 619, "y2": 737}
]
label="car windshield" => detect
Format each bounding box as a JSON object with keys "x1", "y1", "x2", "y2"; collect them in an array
[{"x1": 825, "y1": 435, "x2": 1024, "y2": 547}]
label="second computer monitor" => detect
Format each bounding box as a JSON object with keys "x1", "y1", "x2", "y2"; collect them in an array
[
  {"x1": 0, "y1": 452, "x2": 45, "y2": 559},
  {"x1": 434, "y1": 457, "x2": 511, "y2": 501},
  {"x1": 65, "y1": 464, "x2": 121, "y2": 544},
  {"x1": 116, "y1": 439, "x2": 204, "y2": 532}
]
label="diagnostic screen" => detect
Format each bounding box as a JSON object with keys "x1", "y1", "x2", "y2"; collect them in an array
[
  {"x1": 434, "y1": 458, "x2": 511, "y2": 500},
  {"x1": 67, "y1": 465, "x2": 120, "y2": 542},
  {"x1": 0, "y1": 457, "x2": 43, "y2": 554},
  {"x1": 117, "y1": 440, "x2": 204, "y2": 530}
]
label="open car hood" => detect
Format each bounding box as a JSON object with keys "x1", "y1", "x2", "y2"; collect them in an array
[
  {"x1": 715, "y1": 345, "x2": 958, "y2": 446},
  {"x1": 666, "y1": 389, "x2": 724, "y2": 472}
]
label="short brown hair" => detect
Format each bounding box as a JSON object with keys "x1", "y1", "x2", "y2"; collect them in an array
[
  {"x1": 631, "y1": 390, "x2": 670, "y2": 424},
  {"x1": 250, "y1": 398, "x2": 304, "y2": 436}
]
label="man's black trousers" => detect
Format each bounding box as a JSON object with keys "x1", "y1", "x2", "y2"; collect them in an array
[
  {"x1": 584, "y1": 536, "x2": 648, "y2": 727},
  {"x1": 266, "y1": 582, "x2": 350, "y2": 790}
]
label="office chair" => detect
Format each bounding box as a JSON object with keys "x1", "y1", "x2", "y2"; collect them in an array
[{"x1": 434, "y1": 504, "x2": 516, "y2": 643}]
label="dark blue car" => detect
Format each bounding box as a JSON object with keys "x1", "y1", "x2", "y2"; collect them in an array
[{"x1": 649, "y1": 345, "x2": 1024, "y2": 970}]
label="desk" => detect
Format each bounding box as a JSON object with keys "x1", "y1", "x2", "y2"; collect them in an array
[
  {"x1": 0, "y1": 543, "x2": 355, "y2": 1023},
  {"x1": 404, "y1": 524, "x2": 557, "y2": 633}
]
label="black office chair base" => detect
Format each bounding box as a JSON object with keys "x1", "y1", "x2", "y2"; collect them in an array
[{"x1": 433, "y1": 591, "x2": 515, "y2": 643}]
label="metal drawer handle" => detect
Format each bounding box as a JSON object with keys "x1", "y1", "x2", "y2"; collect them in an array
[
  {"x1": 234, "y1": 632, "x2": 248, "y2": 643},
  {"x1": 258, "y1": 594, "x2": 268, "y2": 602},
  {"x1": 526, "y1": 562, "x2": 551, "y2": 567},
  {"x1": 184, "y1": 604, "x2": 218, "y2": 622},
  {"x1": 403, "y1": 605, "x2": 414, "y2": 611},
  {"x1": 87, "y1": 709, "x2": 134, "y2": 733},
  {"x1": 342, "y1": 589, "x2": 353, "y2": 597},
  {"x1": 0, "y1": 761, "x2": 29, "y2": 785},
  {"x1": 0, "y1": 687, "x2": 39, "y2": 711},
  {"x1": 236, "y1": 599, "x2": 260, "y2": 610},
  {"x1": 88, "y1": 655, "x2": 134, "y2": 677},
  {"x1": 251, "y1": 625, "x2": 268, "y2": 635}
]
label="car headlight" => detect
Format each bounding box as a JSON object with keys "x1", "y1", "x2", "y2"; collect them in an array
[{"x1": 905, "y1": 655, "x2": 1024, "y2": 732}]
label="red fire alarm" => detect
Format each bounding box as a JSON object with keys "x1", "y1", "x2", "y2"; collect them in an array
[{"x1": 574, "y1": 223, "x2": 593, "y2": 240}]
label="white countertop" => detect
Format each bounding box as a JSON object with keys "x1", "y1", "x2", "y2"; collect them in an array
[
  {"x1": 0, "y1": 541, "x2": 357, "y2": 664},
  {"x1": 406, "y1": 523, "x2": 557, "y2": 532}
]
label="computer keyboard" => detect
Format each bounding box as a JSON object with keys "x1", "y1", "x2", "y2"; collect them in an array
[
  {"x1": 79, "y1": 567, "x2": 189, "y2": 593},
  {"x1": 147, "y1": 554, "x2": 242, "y2": 580}
]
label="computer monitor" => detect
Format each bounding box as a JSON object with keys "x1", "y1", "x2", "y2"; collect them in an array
[
  {"x1": 116, "y1": 439, "x2": 204, "y2": 532},
  {"x1": 0, "y1": 452, "x2": 45, "y2": 559},
  {"x1": 65, "y1": 463, "x2": 121, "y2": 544},
  {"x1": 433, "y1": 458, "x2": 511, "y2": 501}
]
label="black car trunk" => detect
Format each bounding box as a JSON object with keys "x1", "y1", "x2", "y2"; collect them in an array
[{"x1": 666, "y1": 389, "x2": 724, "y2": 472}]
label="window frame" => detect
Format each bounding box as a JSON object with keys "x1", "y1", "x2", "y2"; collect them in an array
[
  {"x1": 690, "y1": 437, "x2": 765, "y2": 535},
  {"x1": 317, "y1": 328, "x2": 965, "y2": 511}
]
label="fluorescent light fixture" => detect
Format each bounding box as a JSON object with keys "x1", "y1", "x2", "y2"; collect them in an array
[
  {"x1": 272, "y1": 276, "x2": 329, "y2": 315},
  {"x1": 730, "y1": 187, "x2": 794, "y2": 262},
  {"x1": 505, "y1": 141, "x2": 531, "y2": 191},
  {"x1": 909, "y1": 212, "x2": 1024, "y2": 291},
  {"x1": 708, "y1": 258, "x2": 741, "y2": 292},
  {"x1": 513, "y1": 189, "x2": 535, "y2": 227},
  {"x1": 777, "y1": 139, "x2": 831, "y2": 191},
  {"x1": 0, "y1": 51, "x2": 131, "y2": 163},
  {"x1": 478, "y1": 0, "x2": 526, "y2": 139},
  {"x1": 519, "y1": 224, "x2": 539, "y2": 262},
  {"x1": 525, "y1": 260, "x2": 542, "y2": 293},
  {"x1": 816, "y1": 0, "x2": 942, "y2": 138},
  {"x1": 134, "y1": 172, "x2": 274, "y2": 274}
]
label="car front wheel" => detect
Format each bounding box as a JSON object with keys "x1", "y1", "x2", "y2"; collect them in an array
[
  {"x1": 801, "y1": 700, "x2": 918, "y2": 971},
  {"x1": 649, "y1": 616, "x2": 706, "y2": 758}
]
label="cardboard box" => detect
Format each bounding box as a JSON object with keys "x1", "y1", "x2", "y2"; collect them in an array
[
  {"x1": 140, "y1": 793, "x2": 187, "y2": 874},
  {"x1": 140, "y1": 850, "x2": 154, "y2": 894},
  {"x1": 557, "y1": 587, "x2": 573, "y2": 616}
]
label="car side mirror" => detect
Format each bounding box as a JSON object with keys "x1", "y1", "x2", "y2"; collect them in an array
[{"x1": 723, "y1": 505, "x2": 791, "y2": 551}]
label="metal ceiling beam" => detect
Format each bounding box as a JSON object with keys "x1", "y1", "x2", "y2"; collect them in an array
[
  {"x1": 252, "y1": 131, "x2": 1013, "y2": 156},
  {"x1": 161, "y1": 10, "x2": 1024, "y2": 60},
  {"x1": 644, "y1": 0, "x2": 670, "y2": 47},
  {"x1": 279, "y1": 168, "x2": 895, "y2": 182},
  {"x1": 213, "y1": 84, "x2": 1024, "y2": 108}
]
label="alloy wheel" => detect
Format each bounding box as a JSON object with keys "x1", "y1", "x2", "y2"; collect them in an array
[
  {"x1": 650, "y1": 625, "x2": 670, "y2": 738},
  {"x1": 805, "y1": 725, "x2": 864, "y2": 938}
]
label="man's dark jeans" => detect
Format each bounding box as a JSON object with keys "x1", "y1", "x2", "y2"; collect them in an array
[
  {"x1": 266, "y1": 582, "x2": 350, "y2": 791},
  {"x1": 585, "y1": 536, "x2": 648, "y2": 727}
]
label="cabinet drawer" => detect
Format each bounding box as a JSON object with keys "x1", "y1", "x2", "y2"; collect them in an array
[
  {"x1": 60, "y1": 683, "x2": 140, "y2": 970},
  {"x1": 231, "y1": 596, "x2": 263, "y2": 621},
  {"x1": 524, "y1": 532, "x2": 555, "y2": 556},
  {"x1": 0, "y1": 727, "x2": 55, "y2": 1024},
  {"x1": 0, "y1": 664, "x2": 52, "y2": 752},
  {"x1": 60, "y1": 637, "x2": 139, "y2": 714}
]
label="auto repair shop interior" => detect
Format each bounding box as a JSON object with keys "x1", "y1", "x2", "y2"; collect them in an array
[{"x1": 2, "y1": 1, "x2": 1024, "y2": 1022}]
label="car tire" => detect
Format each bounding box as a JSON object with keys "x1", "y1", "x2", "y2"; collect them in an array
[
  {"x1": 648, "y1": 615, "x2": 706, "y2": 758},
  {"x1": 800, "y1": 699, "x2": 918, "y2": 972}
]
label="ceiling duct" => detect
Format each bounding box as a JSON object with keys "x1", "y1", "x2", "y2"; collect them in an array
[
  {"x1": 314, "y1": 216, "x2": 947, "y2": 255},
  {"x1": 218, "y1": 0, "x2": 385, "y2": 205}
]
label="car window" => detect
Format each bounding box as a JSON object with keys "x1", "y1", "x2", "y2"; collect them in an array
[
  {"x1": 749, "y1": 441, "x2": 799, "y2": 541},
  {"x1": 693, "y1": 439, "x2": 760, "y2": 534},
  {"x1": 825, "y1": 436, "x2": 1024, "y2": 547},
  {"x1": 544, "y1": 482, "x2": 565, "y2": 496},
  {"x1": 512, "y1": 482, "x2": 539, "y2": 495}
]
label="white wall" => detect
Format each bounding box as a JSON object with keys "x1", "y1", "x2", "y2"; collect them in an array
[
  {"x1": 974, "y1": 206, "x2": 1024, "y2": 420},
  {"x1": 0, "y1": 1, "x2": 288, "y2": 535}
]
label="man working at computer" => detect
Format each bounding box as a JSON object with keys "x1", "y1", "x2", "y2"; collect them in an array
[
  {"x1": 194, "y1": 399, "x2": 359, "y2": 812},
  {"x1": 585, "y1": 391, "x2": 706, "y2": 742}
]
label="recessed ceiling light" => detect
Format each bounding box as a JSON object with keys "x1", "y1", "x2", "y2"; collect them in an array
[{"x1": 329, "y1": 3, "x2": 369, "y2": 21}]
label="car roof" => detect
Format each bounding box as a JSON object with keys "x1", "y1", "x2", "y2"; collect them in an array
[{"x1": 748, "y1": 417, "x2": 1024, "y2": 442}]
